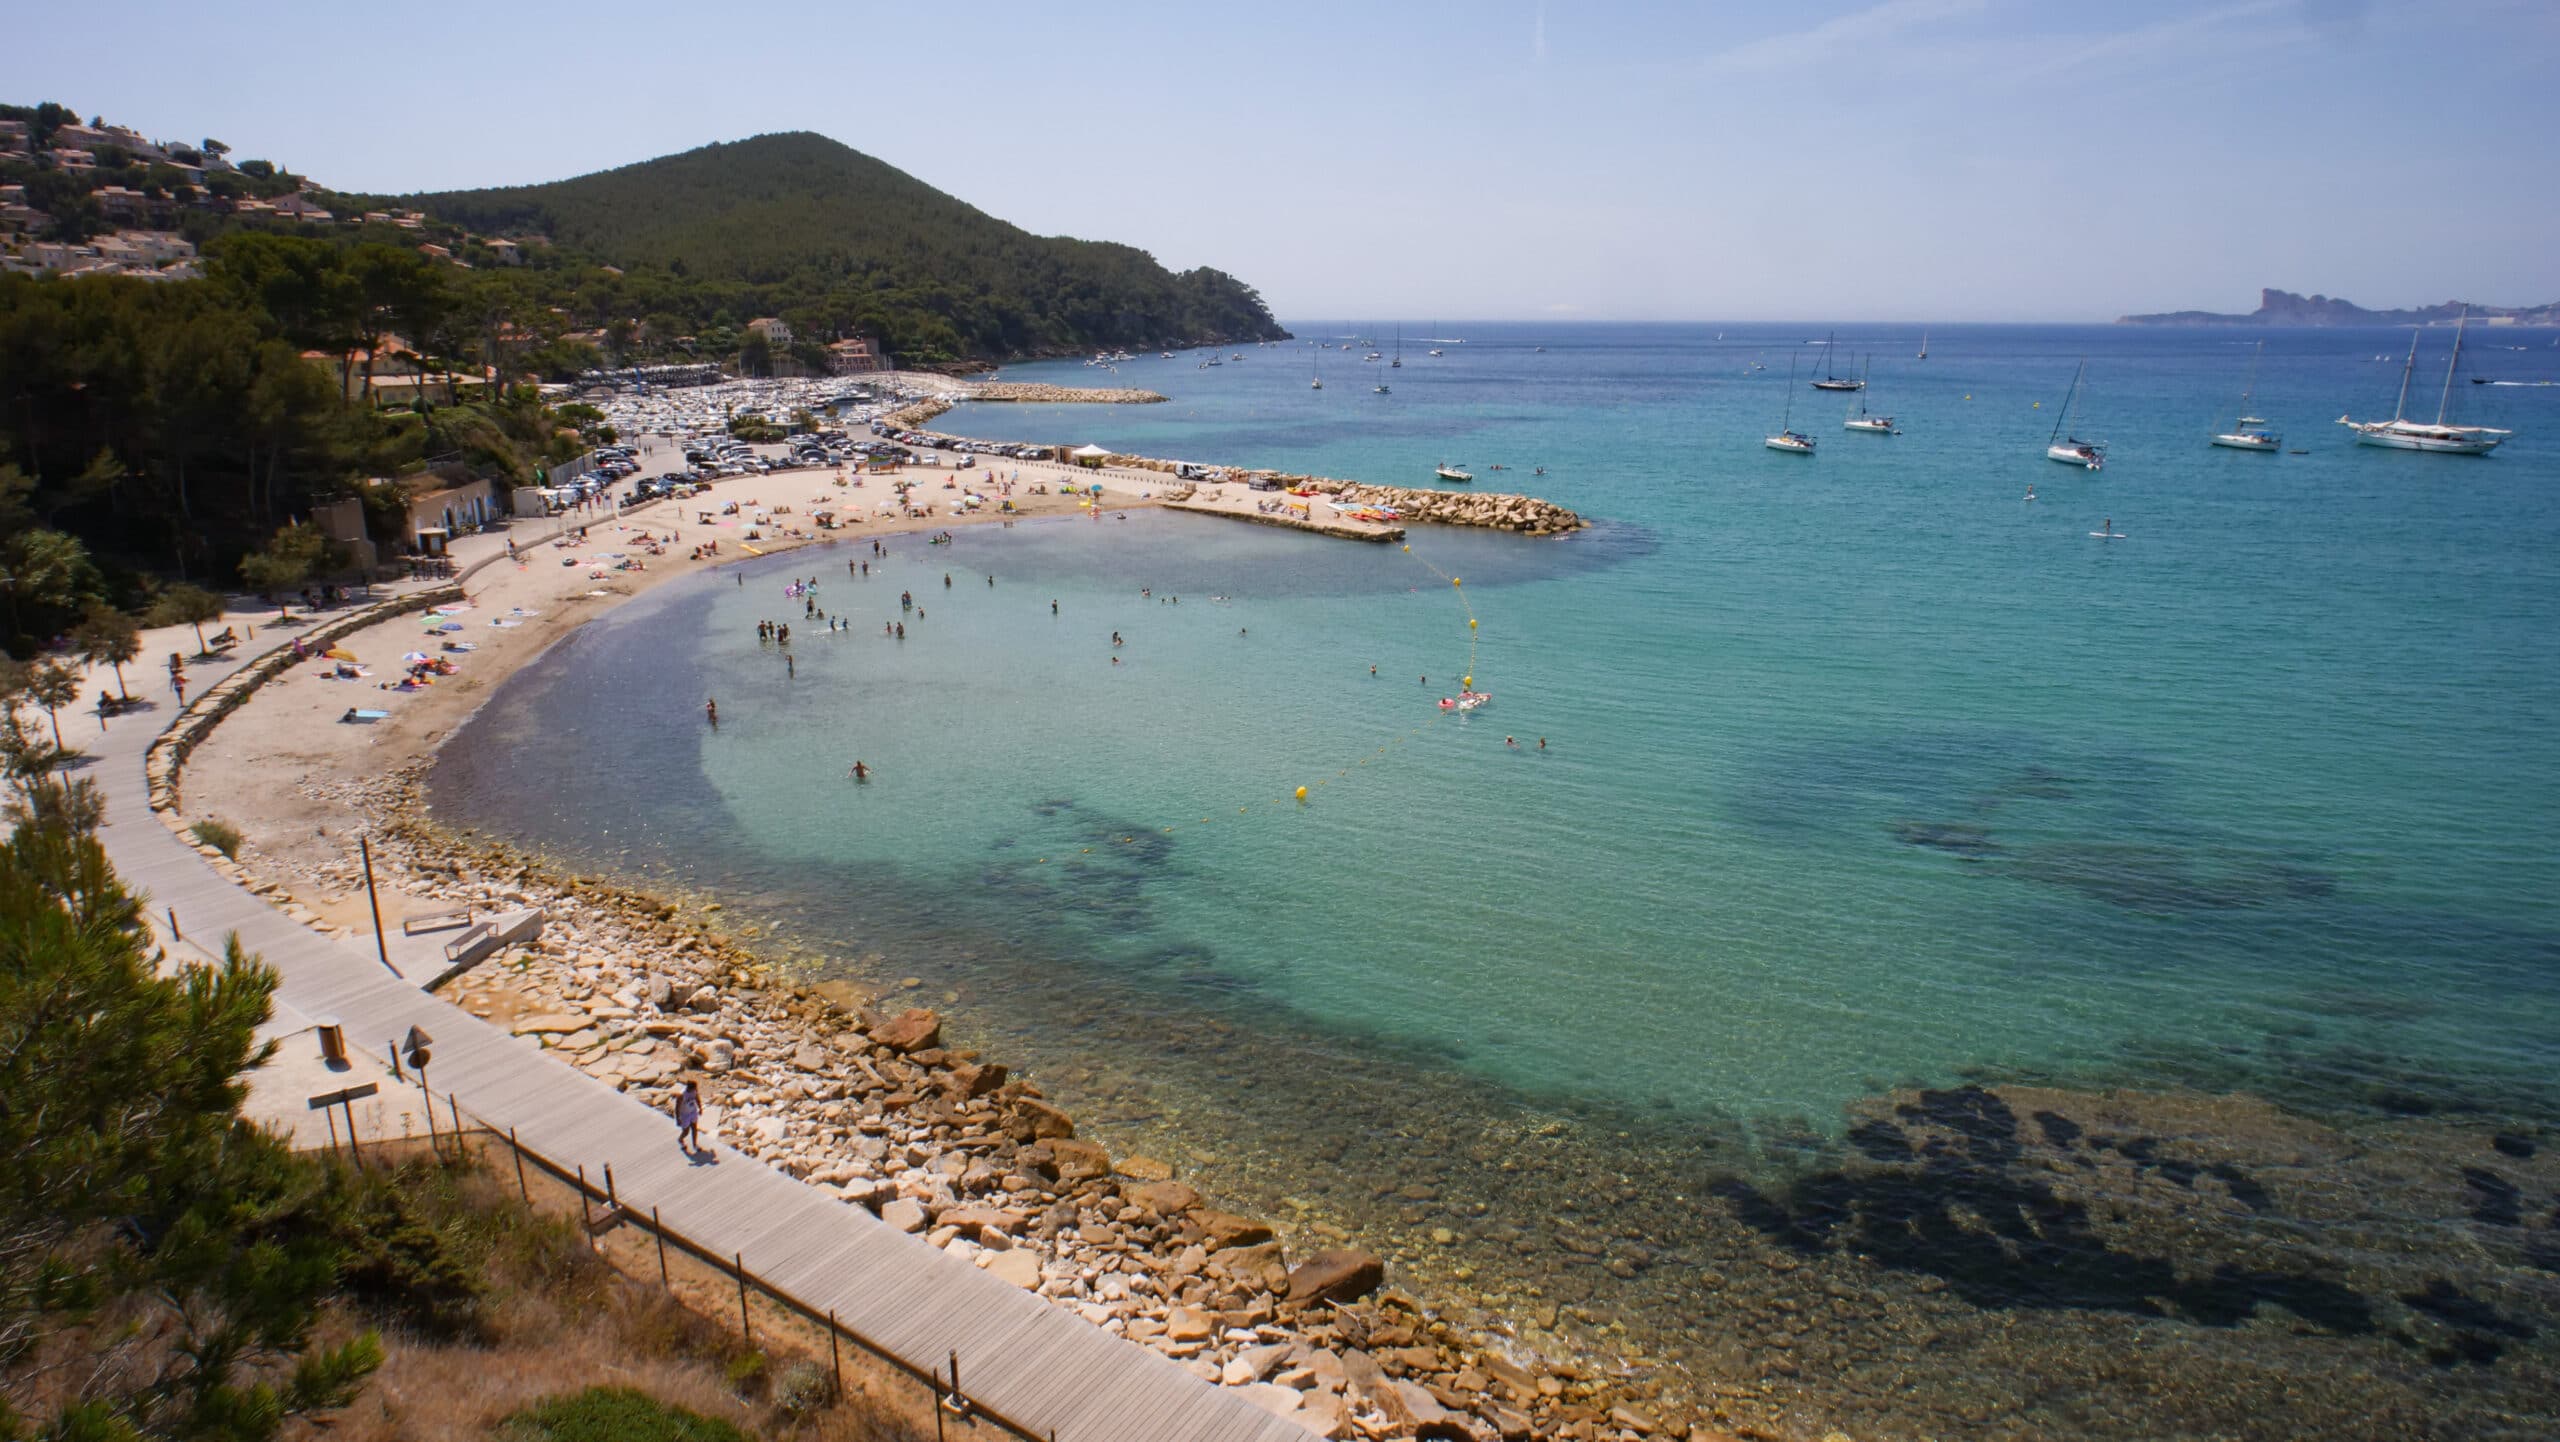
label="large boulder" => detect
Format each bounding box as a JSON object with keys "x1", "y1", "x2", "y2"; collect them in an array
[
  {"x1": 1286, "y1": 1248, "x2": 1385, "y2": 1305},
  {"x1": 1195, "y1": 1209, "x2": 1276, "y2": 1251},
  {"x1": 1129, "y1": 1179, "x2": 1202, "y2": 1216},
  {"x1": 1006, "y1": 1096, "x2": 1077, "y2": 1139},
  {"x1": 945, "y1": 1060, "x2": 1008, "y2": 1097},
  {"x1": 869, "y1": 1007, "x2": 942, "y2": 1053},
  {"x1": 1045, "y1": 1137, "x2": 1113, "y2": 1183}
]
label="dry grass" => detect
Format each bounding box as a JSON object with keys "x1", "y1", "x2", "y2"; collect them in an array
[{"x1": 286, "y1": 1151, "x2": 936, "y2": 1442}]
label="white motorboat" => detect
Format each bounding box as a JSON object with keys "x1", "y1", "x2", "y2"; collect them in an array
[
  {"x1": 2044, "y1": 361, "x2": 2104, "y2": 470},
  {"x1": 1435, "y1": 463, "x2": 1473, "y2": 483},
  {"x1": 2340, "y1": 311, "x2": 2509, "y2": 455},
  {"x1": 2210, "y1": 342, "x2": 2282, "y2": 450},
  {"x1": 1428, "y1": 348, "x2": 1445, "y2": 357}
]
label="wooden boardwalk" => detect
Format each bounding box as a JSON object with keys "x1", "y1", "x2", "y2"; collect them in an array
[{"x1": 88, "y1": 568, "x2": 1309, "y2": 1442}]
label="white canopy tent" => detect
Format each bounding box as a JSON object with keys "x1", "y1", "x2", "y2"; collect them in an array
[{"x1": 1070, "y1": 443, "x2": 1113, "y2": 468}]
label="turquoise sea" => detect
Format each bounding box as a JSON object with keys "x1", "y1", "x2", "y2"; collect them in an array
[{"x1": 438, "y1": 324, "x2": 2560, "y2": 1439}]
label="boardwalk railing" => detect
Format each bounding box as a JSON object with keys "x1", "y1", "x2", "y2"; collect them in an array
[{"x1": 315, "y1": 1061, "x2": 1032, "y2": 1441}]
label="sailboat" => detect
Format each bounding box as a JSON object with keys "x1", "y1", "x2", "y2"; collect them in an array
[
  {"x1": 1311, "y1": 345, "x2": 1323, "y2": 391},
  {"x1": 2339, "y1": 309, "x2": 2510, "y2": 454},
  {"x1": 1916, "y1": 331, "x2": 1928, "y2": 360},
  {"x1": 1391, "y1": 325, "x2": 1402, "y2": 369},
  {"x1": 2209, "y1": 341, "x2": 2279, "y2": 451},
  {"x1": 1843, "y1": 356, "x2": 1896, "y2": 434},
  {"x1": 1811, "y1": 331, "x2": 1864, "y2": 391},
  {"x1": 1767, "y1": 354, "x2": 1816, "y2": 454},
  {"x1": 2044, "y1": 362, "x2": 2104, "y2": 469}
]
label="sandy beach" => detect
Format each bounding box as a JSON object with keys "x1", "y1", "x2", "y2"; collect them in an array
[
  {"x1": 172, "y1": 452, "x2": 1176, "y2": 920},
  {"x1": 118, "y1": 446, "x2": 1700, "y2": 1441}
]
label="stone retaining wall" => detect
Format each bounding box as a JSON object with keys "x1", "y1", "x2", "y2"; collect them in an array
[{"x1": 145, "y1": 586, "x2": 464, "y2": 816}]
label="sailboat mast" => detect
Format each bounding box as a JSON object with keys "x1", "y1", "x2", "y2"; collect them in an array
[
  {"x1": 2051, "y1": 362, "x2": 2081, "y2": 444},
  {"x1": 2242, "y1": 341, "x2": 2261, "y2": 407},
  {"x1": 1782, "y1": 354, "x2": 1798, "y2": 428},
  {"x1": 2391, "y1": 329, "x2": 2418, "y2": 422},
  {"x1": 2437, "y1": 308, "x2": 2469, "y2": 425}
]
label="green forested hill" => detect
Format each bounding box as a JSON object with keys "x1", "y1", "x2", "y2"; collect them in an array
[{"x1": 396, "y1": 132, "x2": 1285, "y2": 363}]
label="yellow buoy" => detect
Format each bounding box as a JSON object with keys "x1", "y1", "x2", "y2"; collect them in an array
[
  {"x1": 1462, "y1": 675, "x2": 1472, "y2": 688},
  {"x1": 1295, "y1": 785, "x2": 1308, "y2": 801},
  {"x1": 1451, "y1": 577, "x2": 1462, "y2": 588}
]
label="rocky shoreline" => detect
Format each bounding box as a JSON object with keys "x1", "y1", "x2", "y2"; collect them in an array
[{"x1": 185, "y1": 755, "x2": 1711, "y2": 1442}]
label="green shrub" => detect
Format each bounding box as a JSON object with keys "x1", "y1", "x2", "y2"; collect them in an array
[
  {"x1": 192, "y1": 816, "x2": 243, "y2": 857},
  {"x1": 496, "y1": 1387, "x2": 752, "y2": 1442},
  {"x1": 327, "y1": 1161, "x2": 490, "y2": 1341},
  {"x1": 723, "y1": 1350, "x2": 767, "y2": 1396},
  {"x1": 772, "y1": 1359, "x2": 833, "y2": 1416}
]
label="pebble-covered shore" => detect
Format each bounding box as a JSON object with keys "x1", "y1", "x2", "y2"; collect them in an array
[{"x1": 212, "y1": 763, "x2": 1724, "y2": 1442}]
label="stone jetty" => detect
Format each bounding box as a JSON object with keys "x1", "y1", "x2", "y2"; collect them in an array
[{"x1": 883, "y1": 383, "x2": 1165, "y2": 432}]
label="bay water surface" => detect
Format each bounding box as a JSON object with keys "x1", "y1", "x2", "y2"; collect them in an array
[{"x1": 437, "y1": 324, "x2": 2560, "y2": 1438}]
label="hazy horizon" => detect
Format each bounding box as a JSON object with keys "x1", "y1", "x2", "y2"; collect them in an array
[{"x1": 6, "y1": 1, "x2": 2554, "y2": 322}]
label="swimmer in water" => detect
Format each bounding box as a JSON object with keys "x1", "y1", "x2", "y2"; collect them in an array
[
  {"x1": 850, "y1": 760, "x2": 870, "y2": 781},
  {"x1": 704, "y1": 698, "x2": 718, "y2": 726},
  {"x1": 1506, "y1": 735, "x2": 1518, "y2": 748},
  {"x1": 1538, "y1": 737, "x2": 1546, "y2": 750},
  {"x1": 1051, "y1": 599, "x2": 1059, "y2": 614},
  {"x1": 2025, "y1": 485, "x2": 2036, "y2": 502}
]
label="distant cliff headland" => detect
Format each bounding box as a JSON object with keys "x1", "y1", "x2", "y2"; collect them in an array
[{"x1": 2119, "y1": 288, "x2": 2560, "y2": 326}]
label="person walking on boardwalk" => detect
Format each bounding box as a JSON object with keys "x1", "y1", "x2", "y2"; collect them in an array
[{"x1": 675, "y1": 1080, "x2": 703, "y2": 1154}]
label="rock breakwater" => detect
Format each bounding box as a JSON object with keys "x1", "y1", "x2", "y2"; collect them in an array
[
  {"x1": 1319, "y1": 482, "x2": 1583, "y2": 537},
  {"x1": 883, "y1": 383, "x2": 1165, "y2": 432}
]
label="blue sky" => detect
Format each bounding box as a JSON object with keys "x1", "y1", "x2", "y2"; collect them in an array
[{"x1": 6, "y1": 1, "x2": 2553, "y2": 320}]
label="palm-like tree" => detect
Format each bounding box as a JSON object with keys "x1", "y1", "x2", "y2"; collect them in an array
[
  {"x1": 75, "y1": 606, "x2": 141, "y2": 700},
  {"x1": 27, "y1": 659, "x2": 78, "y2": 754}
]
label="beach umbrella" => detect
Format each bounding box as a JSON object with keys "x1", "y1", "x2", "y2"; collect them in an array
[{"x1": 402, "y1": 651, "x2": 431, "y2": 664}]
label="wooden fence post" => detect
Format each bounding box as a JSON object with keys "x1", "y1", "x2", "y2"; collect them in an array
[
  {"x1": 734, "y1": 1253, "x2": 752, "y2": 1345},
  {"x1": 577, "y1": 1165, "x2": 592, "y2": 1232},
  {"x1": 654, "y1": 1208, "x2": 669, "y2": 1289},
  {"x1": 509, "y1": 1127, "x2": 529, "y2": 1201},
  {"x1": 829, "y1": 1309, "x2": 841, "y2": 1398},
  {"x1": 603, "y1": 1164, "x2": 617, "y2": 1210}
]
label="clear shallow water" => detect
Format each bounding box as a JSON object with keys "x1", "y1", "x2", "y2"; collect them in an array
[{"x1": 438, "y1": 324, "x2": 2560, "y2": 1437}]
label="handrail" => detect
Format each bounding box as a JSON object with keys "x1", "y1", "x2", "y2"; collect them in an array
[{"x1": 363, "y1": 1073, "x2": 1034, "y2": 1440}]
